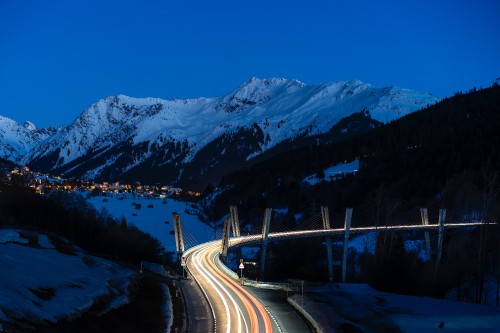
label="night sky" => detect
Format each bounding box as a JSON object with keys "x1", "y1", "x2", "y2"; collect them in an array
[{"x1": 1, "y1": 0, "x2": 499, "y2": 128}]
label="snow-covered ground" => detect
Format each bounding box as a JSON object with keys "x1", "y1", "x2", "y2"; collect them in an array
[
  {"x1": 290, "y1": 283, "x2": 500, "y2": 333},
  {"x1": 0, "y1": 229, "x2": 136, "y2": 325},
  {"x1": 87, "y1": 193, "x2": 214, "y2": 252},
  {"x1": 304, "y1": 159, "x2": 359, "y2": 185}
]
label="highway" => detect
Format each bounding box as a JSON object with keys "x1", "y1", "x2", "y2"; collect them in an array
[{"x1": 184, "y1": 241, "x2": 275, "y2": 333}]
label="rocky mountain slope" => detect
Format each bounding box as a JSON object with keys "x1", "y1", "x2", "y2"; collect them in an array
[
  {"x1": 1, "y1": 78, "x2": 439, "y2": 189},
  {"x1": 0, "y1": 117, "x2": 57, "y2": 161}
]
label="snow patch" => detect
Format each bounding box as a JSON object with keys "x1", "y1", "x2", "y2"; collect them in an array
[
  {"x1": 0, "y1": 229, "x2": 29, "y2": 244},
  {"x1": 290, "y1": 283, "x2": 500, "y2": 333},
  {"x1": 0, "y1": 239, "x2": 135, "y2": 323},
  {"x1": 304, "y1": 160, "x2": 359, "y2": 185},
  {"x1": 161, "y1": 284, "x2": 173, "y2": 333}
]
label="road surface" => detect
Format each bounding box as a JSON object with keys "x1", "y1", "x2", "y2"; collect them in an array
[{"x1": 184, "y1": 241, "x2": 275, "y2": 333}]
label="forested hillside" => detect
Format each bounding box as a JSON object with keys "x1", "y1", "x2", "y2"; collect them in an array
[{"x1": 209, "y1": 84, "x2": 500, "y2": 226}]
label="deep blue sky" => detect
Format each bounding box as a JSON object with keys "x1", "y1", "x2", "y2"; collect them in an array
[{"x1": 1, "y1": 0, "x2": 499, "y2": 128}]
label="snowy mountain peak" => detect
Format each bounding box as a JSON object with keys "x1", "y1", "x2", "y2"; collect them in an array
[
  {"x1": 0, "y1": 116, "x2": 40, "y2": 161},
  {"x1": 77, "y1": 94, "x2": 166, "y2": 130},
  {"x1": 218, "y1": 77, "x2": 306, "y2": 113},
  {"x1": 93, "y1": 94, "x2": 165, "y2": 112},
  {"x1": 23, "y1": 121, "x2": 37, "y2": 132},
  {"x1": 238, "y1": 77, "x2": 306, "y2": 94},
  {"x1": 244, "y1": 76, "x2": 304, "y2": 87},
  {"x1": 114, "y1": 94, "x2": 165, "y2": 106}
]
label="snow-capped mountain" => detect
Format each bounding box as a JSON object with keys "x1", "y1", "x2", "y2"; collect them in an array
[
  {"x1": 4, "y1": 78, "x2": 439, "y2": 189},
  {"x1": 0, "y1": 117, "x2": 57, "y2": 161}
]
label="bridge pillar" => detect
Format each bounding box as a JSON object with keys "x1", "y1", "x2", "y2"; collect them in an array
[
  {"x1": 230, "y1": 205, "x2": 241, "y2": 237},
  {"x1": 342, "y1": 208, "x2": 353, "y2": 283},
  {"x1": 321, "y1": 206, "x2": 334, "y2": 282},
  {"x1": 172, "y1": 212, "x2": 185, "y2": 262},
  {"x1": 260, "y1": 208, "x2": 273, "y2": 280},
  {"x1": 220, "y1": 217, "x2": 232, "y2": 260},
  {"x1": 420, "y1": 208, "x2": 432, "y2": 261},
  {"x1": 437, "y1": 209, "x2": 446, "y2": 264}
]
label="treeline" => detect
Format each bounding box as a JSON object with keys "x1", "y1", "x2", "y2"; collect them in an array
[{"x1": 0, "y1": 183, "x2": 165, "y2": 266}]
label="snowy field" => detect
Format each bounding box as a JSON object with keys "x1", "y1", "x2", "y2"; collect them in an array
[
  {"x1": 290, "y1": 283, "x2": 500, "y2": 333},
  {"x1": 87, "y1": 193, "x2": 215, "y2": 252},
  {"x1": 304, "y1": 159, "x2": 359, "y2": 185},
  {"x1": 0, "y1": 229, "x2": 136, "y2": 325}
]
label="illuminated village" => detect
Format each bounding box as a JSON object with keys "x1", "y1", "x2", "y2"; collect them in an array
[{"x1": 3, "y1": 165, "x2": 201, "y2": 198}]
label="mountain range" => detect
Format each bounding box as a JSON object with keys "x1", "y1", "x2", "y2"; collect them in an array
[{"x1": 0, "y1": 77, "x2": 439, "y2": 189}]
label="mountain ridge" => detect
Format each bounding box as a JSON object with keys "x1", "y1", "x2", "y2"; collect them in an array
[{"x1": 0, "y1": 77, "x2": 439, "y2": 188}]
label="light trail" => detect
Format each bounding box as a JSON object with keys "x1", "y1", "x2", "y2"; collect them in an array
[
  {"x1": 191, "y1": 245, "x2": 235, "y2": 333},
  {"x1": 185, "y1": 241, "x2": 273, "y2": 333},
  {"x1": 229, "y1": 221, "x2": 497, "y2": 246},
  {"x1": 200, "y1": 245, "x2": 248, "y2": 333}
]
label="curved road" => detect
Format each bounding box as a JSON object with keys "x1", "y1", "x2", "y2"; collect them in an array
[{"x1": 184, "y1": 241, "x2": 276, "y2": 333}]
